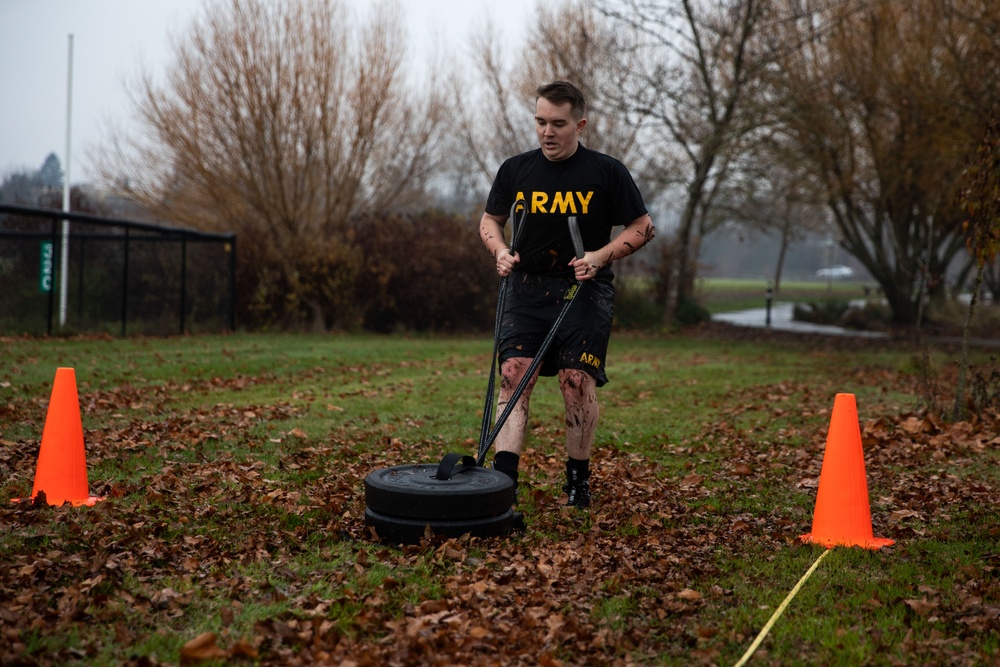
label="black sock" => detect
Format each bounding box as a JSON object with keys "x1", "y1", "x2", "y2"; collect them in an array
[
  {"x1": 493, "y1": 451, "x2": 520, "y2": 484},
  {"x1": 566, "y1": 456, "x2": 590, "y2": 484}
]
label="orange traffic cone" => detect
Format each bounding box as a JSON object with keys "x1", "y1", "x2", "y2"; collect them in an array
[
  {"x1": 12, "y1": 368, "x2": 104, "y2": 507},
  {"x1": 800, "y1": 393, "x2": 893, "y2": 550}
]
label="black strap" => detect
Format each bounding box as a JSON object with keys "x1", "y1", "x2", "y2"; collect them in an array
[
  {"x1": 435, "y1": 452, "x2": 477, "y2": 480},
  {"x1": 476, "y1": 281, "x2": 583, "y2": 466},
  {"x1": 477, "y1": 199, "x2": 528, "y2": 460},
  {"x1": 475, "y1": 206, "x2": 587, "y2": 467}
]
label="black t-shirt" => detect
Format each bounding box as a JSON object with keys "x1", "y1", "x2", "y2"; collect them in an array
[{"x1": 485, "y1": 144, "x2": 648, "y2": 277}]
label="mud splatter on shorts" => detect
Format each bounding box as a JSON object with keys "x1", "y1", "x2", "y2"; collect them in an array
[{"x1": 498, "y1": 272, "x2": 614, "y2": 387}]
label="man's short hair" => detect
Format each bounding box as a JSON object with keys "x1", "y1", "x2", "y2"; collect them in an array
[{"x1": 537, "y1": 80, "x2": 587, "y2": 120}]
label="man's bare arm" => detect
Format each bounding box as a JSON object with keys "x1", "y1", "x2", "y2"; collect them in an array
[
  {"x1": 570, "y1": 214, "x2": 656, "y2": 280},
  {"x1": 480, "y1": 212, "x2": 521, "y2": 277}
]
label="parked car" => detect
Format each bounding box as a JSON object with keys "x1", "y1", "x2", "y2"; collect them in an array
[{"x1": 816, "y1": 265, "x2": 854, "y2": 278}]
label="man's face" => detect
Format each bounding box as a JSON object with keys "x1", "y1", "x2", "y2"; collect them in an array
[{"x1": 535, "y1": 97, "x2": 586, "y2": 162}]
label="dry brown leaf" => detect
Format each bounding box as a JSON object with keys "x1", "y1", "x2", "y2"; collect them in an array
[
  {"x1": 905, "y1": 598, "x2": 939, "y2": 617},
  {"x1": 680, "y1": 473, "x2": 705, "y2": 488},
  {"x1": 229, "y1": 639, "x2": 258, "y2": 658},
  {"x1": 180, "y1": 632, "x2": 228, "y2": 664},
  {"x1": 898, "y1": 417, "x2": 924, "y2": 434}
]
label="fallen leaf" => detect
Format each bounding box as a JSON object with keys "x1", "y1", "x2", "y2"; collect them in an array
[
  {"x1": 904, "y1": 598, "x2": 938, "y2": 617},
  {"x1": 680, "y1": 474, "x2": 705, "y2": 488},
  {"x1": 180, "y1": 632, "x2": 228, "y2": 664}
]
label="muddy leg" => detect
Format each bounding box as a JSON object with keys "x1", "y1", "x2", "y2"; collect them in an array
[
  {"x1": 559, "y1": 368, "x2": 598, "y2": 460},
  {"x1": 494, "y1": 357, "x2": 539, "y2": 456}
]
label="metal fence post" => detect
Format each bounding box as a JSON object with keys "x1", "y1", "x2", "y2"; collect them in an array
[
  {"x1": 228, "y1": 234, "x2": 237, "y2": 331},
  {"x1": 121, "y1": 227, "x2": 130, "y2": 336},
  {"x1": 179, "y1": 233, "x2": 188, "y2": 335},
  {"x1": 77, "y1": 237, "x2": 85, "y2": 325},
  {"x1": 47, "y1": 218, "x2": 58, "y2": 335}
]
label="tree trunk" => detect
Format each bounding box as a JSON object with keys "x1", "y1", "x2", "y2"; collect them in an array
[
  {"x1": 772, "y1": 219, "x2": 792, "y2": 293},
  {"x1": 664, "y1": 168, "x2": 711, "y2": 324},
  {"x1": 952, "y1": 264, "x2": 984, "y2": 422}
]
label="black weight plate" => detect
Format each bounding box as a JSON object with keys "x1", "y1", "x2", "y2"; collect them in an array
[
  {"x1": 364, "y1": 464, "x2": 514, "y2": 520},
  {"x1": 365, "y1": 506, "x2": 515, "y2": 544}
]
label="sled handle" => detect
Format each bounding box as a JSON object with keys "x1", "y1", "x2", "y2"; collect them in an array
[{"x1": 435, "y1": 452, "x2": 477, "y2": 480}]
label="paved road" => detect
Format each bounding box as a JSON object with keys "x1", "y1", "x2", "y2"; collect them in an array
[
  {"x1": 712, "y1": 301, "x2": 890, "y2": 338},
  {"x1": 713, "y1": 301, "x2": 1000, "y2": 348}
]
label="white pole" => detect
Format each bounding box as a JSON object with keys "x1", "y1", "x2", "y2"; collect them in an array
[{"x1": 59, "y1": 33, "x2": 74, "y2": 328}]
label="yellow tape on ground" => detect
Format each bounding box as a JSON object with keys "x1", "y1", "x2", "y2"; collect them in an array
[{"x1": 733, "y1": 548, "x2": 831, "y2": 667}]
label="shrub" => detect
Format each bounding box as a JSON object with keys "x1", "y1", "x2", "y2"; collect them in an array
[
  {"x1": 675, "y1": 294, "x2": 712, "y2": 327},
  {"x1": 352, "y1": 212, "x2": 497, "y2": 333},
  {"x1": 793, "y1": 300, "x2": 851, "y2": 325},
  {"x1": 613, "y1": 276, "x2": 662, "y2": 330},
  {"x1": 839, "y1": 301, "x2": 892, "y2": 330},
  {"x1": 238, "y1": 233, "x2": 362, "y2": 331},
  {"x1": 969, "y1": 357, "x2": 1000, "y2": 415},
  {"x1": 234, "y1": 211, "x2": 498, "y2": 332}
]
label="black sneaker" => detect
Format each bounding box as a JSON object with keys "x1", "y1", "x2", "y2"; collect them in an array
[{"x1": 563, "y1": 476, "x2": 591, "y2": 509}]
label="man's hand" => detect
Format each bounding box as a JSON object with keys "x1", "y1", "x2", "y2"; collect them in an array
[
  {"x1": 570, "y1": 252, "x2": 602, "y2": 281},
  {"x1": 480, "y1": 212, "x2": 518, "y2": 276},
  {"x1": 497, "y1": 247, "x2": 519, "y2": 277},
  {"x1": 568, "y1": 214, "x2": 655, "y2": 280}
]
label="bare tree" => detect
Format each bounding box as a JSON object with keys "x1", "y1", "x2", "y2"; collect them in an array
[
  {"x1": 596, "y1": 0, "x2": 774, "y2": 322},
  {"x1": 933, "y1": 0, "x2": 1000, "y2": 308},
  {"x1": 954, "y1": 113, "x2": 1000, "y2": 419},
  {"x1": 94, "y1": 0, "x2": 446, "y2": 328},
  {"x1": 763, "y1": 0, "x2": 994, "y2": 325},
  {"x1": 452, "y1": 1, "x2": 647, "y2": 192},
  {"x1": 720, "y1": 144, "x2": 830, "y2": 292},
  {"x1": 936, "y1": 0, "x2": 1000, "y2": 122}
]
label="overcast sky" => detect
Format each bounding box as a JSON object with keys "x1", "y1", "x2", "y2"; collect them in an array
[{"x1": 0, "y1": 0, "x2": 537, "y2": 184}]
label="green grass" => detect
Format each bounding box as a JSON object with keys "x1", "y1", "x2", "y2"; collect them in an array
[
  {"x1": 695, "y1": 277, "x2": 873, "y2": 313},
  {"x1": 1, "y1": 331, "x2": 997, "y2": 665}
]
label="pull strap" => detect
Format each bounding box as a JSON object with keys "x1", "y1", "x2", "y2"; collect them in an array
[{"x1": 435, "y1": 452, "x2": 478, "y2": 480}]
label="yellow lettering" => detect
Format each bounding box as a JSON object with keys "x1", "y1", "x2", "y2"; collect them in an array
[
  {"x1": 514, "y1": 193, "x2": 527, "y2": 212},
  {"x1": 532, "y1": 192, "x2": 549, "y2": 213},
  {"x1": 551, "y1": 191, "x2": 577, "y2": 215},
  {"x1": 518, "y1": 191, "x2": 594, "y2": 214},
  {"x1": 578, "y1": 353, "x2": 602, "y2": 368}
]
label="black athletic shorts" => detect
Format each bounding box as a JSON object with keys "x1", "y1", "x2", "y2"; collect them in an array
[{"x1": 498, "y1": 272, "x2": 615, "y2": 387}]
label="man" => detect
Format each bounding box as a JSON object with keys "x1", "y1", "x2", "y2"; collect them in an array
[{"x1": 478, "y1": 80, "x2": 655, "y2": 508}]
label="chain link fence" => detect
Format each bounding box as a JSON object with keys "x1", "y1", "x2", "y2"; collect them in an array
[{"x1": 0, "y1": 204, "x2": 236, "y2": 336}]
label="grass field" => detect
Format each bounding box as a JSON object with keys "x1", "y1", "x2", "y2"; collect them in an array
[
  {"x1": 1, "y1": 331, "x2": 998, "y2": 665},
  {"x1": 695, "y1": 277, "x2": 876, "y2": 313}
]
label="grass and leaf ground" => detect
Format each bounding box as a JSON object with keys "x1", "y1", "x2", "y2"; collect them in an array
[{"x1": 1, "y1": 328, "x2": 998, "y2": 666}]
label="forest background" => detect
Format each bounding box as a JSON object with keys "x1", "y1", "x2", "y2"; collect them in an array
[{"x1": 3, "y1": 0, "x2": 999, "y2": 335}]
